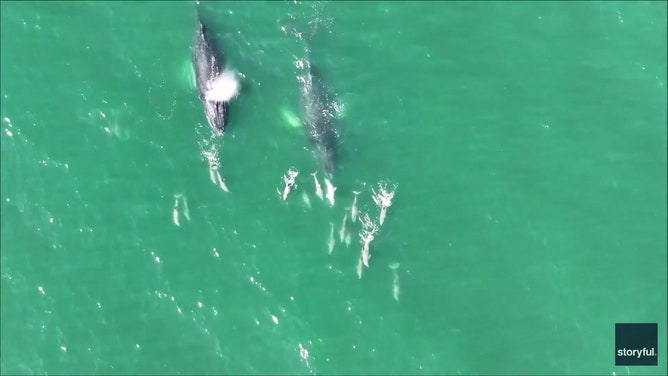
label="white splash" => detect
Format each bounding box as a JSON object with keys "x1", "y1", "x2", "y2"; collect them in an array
[
  {"x1": 205, "y1": 70, "x2": 240, "y2": 102},
  {"x1": 298, "y1": 343, "x2": 311, "y2": 368},
  {"x1": 372, "y1": 181, "x2": 397, "y2": 225}
]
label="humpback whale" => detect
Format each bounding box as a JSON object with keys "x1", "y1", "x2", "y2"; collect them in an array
[
  {"x1": 192, "y1": 7, "x2": 237, "y2": 134},
  {"x1": 297, "y1": 48, "x2": 338, "y2": 179}
]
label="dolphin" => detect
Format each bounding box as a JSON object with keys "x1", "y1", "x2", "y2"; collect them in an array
[
  {"x1": 192, "y1": 6, "x2": 237, "y2": 134},
  {"x1": 327, "y1": 222, "x2": 335, "y2": 254},
  {"x1": 282, "y1": 168, "x2": 299, "y2": 201},
  {"x1": 338, "y1": 212, "x2": 348, "y2": 242},
  {"x1": 310, "y1": 171, "x2": 324, "y2": 200},
  {"x1": 389, "y1": 263, "x2": 401, "y2": 302},
  {"x1": 297, "y1": 47, "x2": 338, "y2": 180},
  {"x1": 350, "y1": 190, "x2": 361, "y2": 222}
]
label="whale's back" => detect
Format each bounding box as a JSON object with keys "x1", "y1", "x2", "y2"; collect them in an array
[
  {"x1": 193, "y1": 17, "x2": 224, "y2": 99},
  {"x1": 300, "y1": 67, "x2": 338, "y2": 178}
]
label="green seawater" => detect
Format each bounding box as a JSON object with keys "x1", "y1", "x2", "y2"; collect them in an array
[{"x1": 1, "y1": 1, "x2": 667, "y2": 375}]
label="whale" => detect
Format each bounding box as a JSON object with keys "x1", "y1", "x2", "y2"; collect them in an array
[
  {"x1": 297, "y1": 48, "x2": 338, "y2": 179},
  {"x1": 192, "y1": 9, "x2": 237, "y2": 135}
]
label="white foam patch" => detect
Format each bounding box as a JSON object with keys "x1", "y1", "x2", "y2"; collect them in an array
[{"x1": 205, "y1": 70, "x2": 239, "y2": 102}]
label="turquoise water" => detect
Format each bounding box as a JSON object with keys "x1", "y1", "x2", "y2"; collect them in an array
[{"x1": 1, "y1": 1, "x2": 666, "y2": 375}]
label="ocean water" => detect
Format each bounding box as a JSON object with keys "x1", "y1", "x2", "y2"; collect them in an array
[{"x1": 1, "y1": 1, "x2": 666, "y2": 375}]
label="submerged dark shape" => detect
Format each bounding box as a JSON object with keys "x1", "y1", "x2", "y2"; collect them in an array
[
  {"x1": 192, "y1": 11, "x2": 229, "y2": 134},
  {"x1": 298, "y1": 50, "x2": 338, "y2": 179}
]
